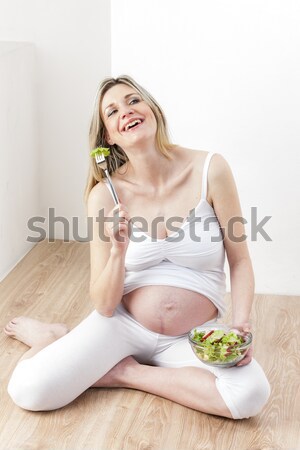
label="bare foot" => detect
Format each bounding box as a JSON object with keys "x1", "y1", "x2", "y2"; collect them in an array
[
  {"x1": 3, "y1": 316, "x2": 69, "y2": 348},
  {"x1": 92, "y1": 356, "x2": 139, "y2": 388}
]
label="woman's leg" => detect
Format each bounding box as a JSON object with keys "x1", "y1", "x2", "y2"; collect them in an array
[
  {"x1": 94, "y1": 355, "x2": 232, "y2": 418},
  {"x1": 5, "y1": 308, "x2": 157, "y2": 411},
  {"x1": 94, "y1": 334, "x2": 271, "y2": 419},
  {"x1": 4, "y1": 317, "x2": 69, "y2": 361},
  {"x1": 5, "y1": 312, "x2": 270, "y2": 418}
]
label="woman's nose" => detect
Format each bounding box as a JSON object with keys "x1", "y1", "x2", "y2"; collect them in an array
[{"x1": 121, "y1": 109, "x2": 134, "y2": 120}]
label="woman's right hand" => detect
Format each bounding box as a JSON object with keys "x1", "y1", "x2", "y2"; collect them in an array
[{"x1": 104, "y1": 203, "x2": 131, "y2": 253}]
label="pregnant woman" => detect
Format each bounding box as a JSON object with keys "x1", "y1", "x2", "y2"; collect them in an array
[{"x1": 4, "y1": 75, "x2": 270, "y2": 419}]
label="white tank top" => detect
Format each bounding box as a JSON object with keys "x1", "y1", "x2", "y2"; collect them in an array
[{"x1": 104, "y1": 152, "x2": 226, "y2": 318}]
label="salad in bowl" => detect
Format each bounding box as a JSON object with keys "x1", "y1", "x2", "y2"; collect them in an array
[{"x1": 188, "y1": 324, "x2": 252, "y2": 368}]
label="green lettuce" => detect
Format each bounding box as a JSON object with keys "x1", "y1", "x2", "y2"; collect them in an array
[
  {"x1": 191, "y1": 329, "x2": 245, "y2": 364},
  {"x1": 90, "y1": 147, "x2": 110, "y2": 158}
]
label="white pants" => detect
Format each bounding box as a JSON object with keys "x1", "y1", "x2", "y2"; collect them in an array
[{"x1": 8, "y1": 305, "x2": 270, "y2": 419}]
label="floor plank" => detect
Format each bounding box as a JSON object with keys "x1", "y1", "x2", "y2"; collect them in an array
[{"x1": 0, "y1": 240, "x2": 299, "y2": 450}]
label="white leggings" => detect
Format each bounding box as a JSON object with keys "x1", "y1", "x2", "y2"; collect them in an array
[{"x1": 8, "y1": 305, "x2": 270, "y2": 419}]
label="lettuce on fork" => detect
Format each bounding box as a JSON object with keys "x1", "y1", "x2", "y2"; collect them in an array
[{"x1": 90, "y1": 147, "x2": 111, "y2": 158}]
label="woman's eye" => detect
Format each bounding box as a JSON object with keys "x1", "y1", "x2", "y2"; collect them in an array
[
  {"x1": 129, "y1": 98, "x2": 140, "y2": 105},
  {"x1": 107, "y1": 109, "x2": 117, "y2": 117}
]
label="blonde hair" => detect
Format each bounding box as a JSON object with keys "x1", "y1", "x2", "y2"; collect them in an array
[{"x1": 84, "y1": 75, "x2": 175, "y2": 203}]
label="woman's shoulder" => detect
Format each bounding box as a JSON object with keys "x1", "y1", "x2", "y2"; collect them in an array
[
  {"x1": 209, "y1": 152, "x2": 232, "y2": 180},
  {"x1": 172, "y1": 145, "x2": 206, "y2": 163},
  {"x1": 207, "y1": 153, "x2": 237, "y2": 205},
  {"x1": 174, "y1": 146, "x2": 228, "y2": 169},
  {"x1": 87, "y1": 180, "x2": 115, "y2": 214},
  {"x1": 176, "y1": 147, "x2": 232, "y2": 196}
]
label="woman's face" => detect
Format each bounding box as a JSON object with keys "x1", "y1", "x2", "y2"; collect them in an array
[{"x1": 101, "y1": 83, "x2": 157, "y2": 149}]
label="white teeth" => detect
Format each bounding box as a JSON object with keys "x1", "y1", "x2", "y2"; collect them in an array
[{"x1": 125, "y1": 119, "x2": 142, "y2": 131}]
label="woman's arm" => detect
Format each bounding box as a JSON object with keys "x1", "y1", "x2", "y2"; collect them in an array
[
  {"x1": 209, "y1": 154, "x2": 254, "y2": 329},
  {"x1": 87, "y1": 182, "x2": 130, "y2": 317}
]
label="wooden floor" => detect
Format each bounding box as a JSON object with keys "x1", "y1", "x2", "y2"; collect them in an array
[{"x1": 0, "y1": 240, "x2": 299, "y2": 450}]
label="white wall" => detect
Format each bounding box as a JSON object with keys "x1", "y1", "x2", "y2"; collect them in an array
[
  {"x1": 0, "y1": 42, "x2": 38, "y2": 280},
  {"x1": 0, "y1": 0, "x2": 111, "y2": 276},
  {"x1": 0, "y1": 1, "x2": 299, "y2": 295},
  {"x1": 111, "y1": 0, "x2": 300, "y2": 295}
]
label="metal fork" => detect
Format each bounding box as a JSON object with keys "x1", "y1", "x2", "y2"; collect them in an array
[{"x1": 95, "y1": 153, "x2": 119, "y2": 205}]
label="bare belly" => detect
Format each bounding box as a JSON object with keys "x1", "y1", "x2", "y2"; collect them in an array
[{"x1": 122, "y1": 286, "x2": 218, "y2": 336}]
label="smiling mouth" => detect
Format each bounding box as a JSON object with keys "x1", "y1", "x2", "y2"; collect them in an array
[{"x1": 123, "y1": 119, "x2": 144, "y2": 132}]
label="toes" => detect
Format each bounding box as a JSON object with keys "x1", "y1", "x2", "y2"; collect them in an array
[
  {"x1": 10, "y1": 317, "x2": 22, "y2": 324},
  {"x1": 6, "y1": 318, "x2": 18, "y2": 327},
  {"x1": 3, "y1": 324, "x2": 11, "y2": 333},
  {"x1": 3, "y1": 326, "x2": 15, "y2": 336},
  {"x1": 5, "y1": 321, "x2": 16, "y2": 331},
  {"x1": 4, "y1": 316, "x2": 23, "y2": 329},
  {"x1": 3, "y1": 317, "x2": 21, "y2": 335}
]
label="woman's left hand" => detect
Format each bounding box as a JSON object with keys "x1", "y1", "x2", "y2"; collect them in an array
[{"x1": 231, "y1": 322, "x2": 253, "y2": 367}]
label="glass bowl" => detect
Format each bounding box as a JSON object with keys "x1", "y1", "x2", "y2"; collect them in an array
[{"x1": 188, "y1": 324, "x2": 252, "y2": 368}]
